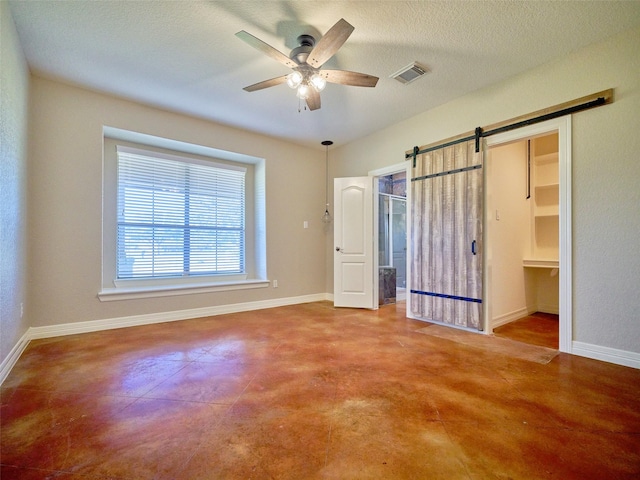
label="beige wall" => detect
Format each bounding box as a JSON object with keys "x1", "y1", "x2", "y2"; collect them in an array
[
  {"x1": 330, "y1": 26, "x2": 640, "y2": 354},
  {"x1": 0, "y1": 2, "x2": 30, "y2": 364},
  {"x1": 487, "y1": 141, "x2": 532, "y2": 323},
  {"x1": 26, "y1": 77, "x2": 328, "y2": 328},
  {"x1": 487, "y1": 140, "x2": 560, "y2": 323}
]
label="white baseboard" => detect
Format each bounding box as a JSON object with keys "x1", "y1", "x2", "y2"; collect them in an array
[
  {"x1": 571, "y1": 341, "x2": 640, "y2": 369},
  {"x1": 0, "y1": 330, "x2": 31, "y2": 385},
  {"x1": 490, "y1": 307, "x2": 530, "y2": 329},
  {"x1": 1, "y1": 293, "x2": 331, "y2": 384},
  {"x1": 28, "y1": 293, "x2": 330, "y2": 340},
  {"x1": 6, "y1": 295, "x2": 638, "y2": 382}
]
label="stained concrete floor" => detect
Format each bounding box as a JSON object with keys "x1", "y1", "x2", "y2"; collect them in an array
[
  {"x1": 2, "y1": 302, "x2": 639, "y2": 479},
  {"x1": 494, "y1": 312, "x2": 559, "y2": 350}
]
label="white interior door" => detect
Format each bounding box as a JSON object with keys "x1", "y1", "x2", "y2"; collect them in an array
[{"x1": 334, "y1": 176, "x2": 375, "y2": 308}]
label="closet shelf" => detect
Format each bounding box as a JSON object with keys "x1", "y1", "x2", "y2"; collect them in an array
[
  {"x1": 535, "y1": 183, "x2": 559, "y2": 191},
  {"x1": 523, "y1": 259, "x2": 559, "y2": 269},
  {"x1": 533, "y1": 152, "x2": 558, "y2": 165}
]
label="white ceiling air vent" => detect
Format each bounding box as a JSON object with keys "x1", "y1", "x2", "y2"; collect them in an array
[{"x1": 390, "y1": 62, "x2": 429, "y2": 85}]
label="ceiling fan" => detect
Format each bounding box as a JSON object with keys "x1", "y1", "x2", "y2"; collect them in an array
[{"x1": 236, "y1": 18, "x2": 379, "y2": 111}]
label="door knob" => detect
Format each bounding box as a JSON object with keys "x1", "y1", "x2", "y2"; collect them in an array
[{"x1": 336, "y1": 247, "x2": 342, "y2": 252}]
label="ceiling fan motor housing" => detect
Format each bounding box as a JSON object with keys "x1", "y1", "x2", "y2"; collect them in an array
[{"x1": 290, "y1": 35, "x2": 316, "y2": 64}]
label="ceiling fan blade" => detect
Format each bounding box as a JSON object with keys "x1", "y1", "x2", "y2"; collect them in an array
[
  {"x1": 242, "y1": 75, "x2": 288, "y2": 92},
  {"x1": 322, "y1": 70, "x2": 379, "y2": 87},
  {"x1": 236, "y1": 31, "x2": 298, "y2": 69},
  {"x1": 307, "y1": 18, "x2": 354, "y2": 68},
  {"x1": 306, "y1": 89, "x2": 321, "y2": 111}
]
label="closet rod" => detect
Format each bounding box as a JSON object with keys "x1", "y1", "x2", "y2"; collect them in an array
[{"x1": 406, "y1": 88, "x2": 613, "y2": 160}]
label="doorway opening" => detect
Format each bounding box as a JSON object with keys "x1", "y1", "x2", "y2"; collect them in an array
[
  {"x1": 378, "y1": 172, "x2": 407, "y2": 304},
  {"x1": 487, "y1": 133, "x2": 559, "y2": 349},
  {"x1": 485, "y1": 116, "x2": 572, "y2": 352}
]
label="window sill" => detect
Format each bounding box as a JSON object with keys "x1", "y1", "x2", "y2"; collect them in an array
[{"x1": 98, "y1": 279, "x2": 270, "y2": 302}]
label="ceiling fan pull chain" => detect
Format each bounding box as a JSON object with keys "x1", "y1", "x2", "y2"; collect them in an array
[{"x1": 298, "y1": 97, "x2": 308, "y2": 113}]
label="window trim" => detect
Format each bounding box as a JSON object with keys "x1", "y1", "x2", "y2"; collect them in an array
[
  {"x1": 100, "y1": 127, "x2": 267, "y2": 301},
  {"x1": 98, "y1": 278, "x2": 270, "y2": 302}
]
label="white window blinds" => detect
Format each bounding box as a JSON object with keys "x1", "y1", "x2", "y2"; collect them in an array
[{"x1": 116, "y1": 146, "x2": 246, "y2": 280}]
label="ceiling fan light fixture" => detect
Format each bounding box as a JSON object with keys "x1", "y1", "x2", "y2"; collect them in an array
[
  {"x1": 310, "y1": 73, "x2": 326, "y2": 92},
  {"x1": 287, "y1": 71, "x2": 303, "y2": 89},
  {"x1": 296, "y1": 83, "x2": 310, "y2": 99}
]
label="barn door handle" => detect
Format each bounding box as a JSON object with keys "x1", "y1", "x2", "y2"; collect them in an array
[{"x1": 471, "y1": 240, "x2": 477, "y2": 255}]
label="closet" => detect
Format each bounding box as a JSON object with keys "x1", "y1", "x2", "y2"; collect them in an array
[{"x1": 488, "y1": 132, "x2": 559, "y2": 331}]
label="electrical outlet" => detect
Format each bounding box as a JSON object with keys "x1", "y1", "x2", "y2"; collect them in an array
[
  {"x1": 273, "y1": 280, "x2": 278, "y2": 288},
  {"x1": 20, "y1": 302, "x2": 24, "y2": 318}
]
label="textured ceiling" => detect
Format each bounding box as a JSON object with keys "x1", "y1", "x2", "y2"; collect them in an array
[{"x1": 8, "y1": 0, "x2": 640, "y2": 149}]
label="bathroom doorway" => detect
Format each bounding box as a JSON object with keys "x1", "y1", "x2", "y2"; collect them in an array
[{"x1": 378, "y1": 171, "x2": 407, "y2": 304}]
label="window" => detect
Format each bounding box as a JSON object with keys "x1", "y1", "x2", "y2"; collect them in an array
[
  {"x1": 99, "y1": 128, "x2": 268, "y2": 301},
  {"x1": 116, "y1": 146, "x2": 246, "y2": 280}
]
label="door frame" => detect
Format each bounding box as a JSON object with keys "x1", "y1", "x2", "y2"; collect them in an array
[{"x1": 484, "y1": 116, "x2": 572, "y2": 353}]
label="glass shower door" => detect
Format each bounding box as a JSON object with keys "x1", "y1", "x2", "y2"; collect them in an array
[
  {"x1": 379, "y1": 194, "x2": 407, "y2": 291},
  {"x1": 391, "y1": 198, "x2": 406, "y2": 289}
]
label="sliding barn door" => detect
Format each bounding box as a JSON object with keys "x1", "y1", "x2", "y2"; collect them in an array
[{"x1": 410, "y1": 139, "x2": 483, "y2": 330}]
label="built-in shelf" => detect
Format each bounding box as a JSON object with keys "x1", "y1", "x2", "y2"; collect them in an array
[
  {"x1": 533, "y1": 152, "x2": 558, "y2": 165},
  {"x1": 525, "y1": 133, "x2": 559, "y2": 267},
  {"x1": 523, "y1": 259, "x2": 559, "y2": 269},
  {"x1": 535, "y1": 183, "x2": 559, "y2": 192},
  {"x1": 534, "y1": 213, "x2": 560, "y2": 221}
]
